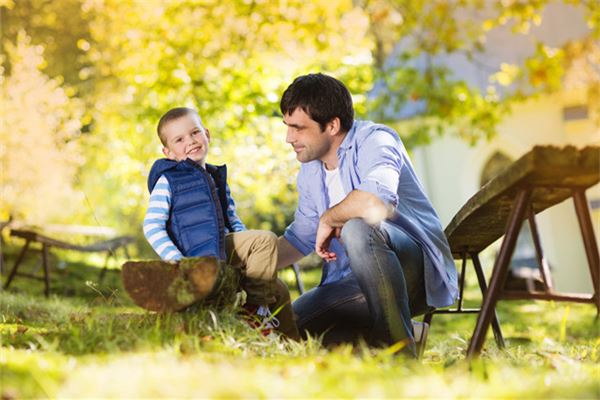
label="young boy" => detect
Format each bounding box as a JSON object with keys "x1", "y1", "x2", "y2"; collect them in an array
[{"x1": 143, "y1": 107, "x2": 294, "y2": 336}]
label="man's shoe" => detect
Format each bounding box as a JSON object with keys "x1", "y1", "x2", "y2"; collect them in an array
[
  {"x1": 122, "y1": 257, "x2": 222, "y2": 312},
  {"x1": 412, "y1": 320, "x2": 429, "y2": 359}
]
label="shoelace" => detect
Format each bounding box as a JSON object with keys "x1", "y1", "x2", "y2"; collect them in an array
[{"x1": 256, "y1": 305, "x2": 280, "y2": 328}]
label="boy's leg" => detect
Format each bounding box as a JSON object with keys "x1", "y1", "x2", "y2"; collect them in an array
[
  {"x1": 272, "y1": 278, "x2": 301, "y2": 340},
  {"x1": 225, "y1": 230, "x2": 277, "y2": 305},
  {"x1": 225, "y1": 231, "x2": 299, "y2": 339}
]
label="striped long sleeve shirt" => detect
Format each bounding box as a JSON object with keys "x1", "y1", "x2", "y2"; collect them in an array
[
  {"x1": 143, "y1": 175, "x2": 183, "y2": 260},
  {"x1": 143, "y1": 174, "x2": 246, "y2": 260}
]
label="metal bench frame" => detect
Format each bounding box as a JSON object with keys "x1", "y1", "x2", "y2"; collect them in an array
[
  {"x1": 434, "y1": 145, "x2": 599, "y2": 358},
  {"x1": 3, "y1": 228, "x2": 134, "y2": 297},
  {"x1": 464, "y1": 186, "x2": 598, "y2": 357}
]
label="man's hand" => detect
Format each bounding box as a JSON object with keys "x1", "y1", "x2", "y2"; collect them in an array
[
  {"x1": 315, "y1": 218, "x2": 341, "y2": 262},
  {"x1": 314, "y1": 190, "x2": 390, "y2": 261}
]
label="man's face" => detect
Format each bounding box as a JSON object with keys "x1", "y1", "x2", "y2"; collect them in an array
[
  {"x1": 284, "y1": 108, "x2": 333, "y2": 163},
  {"x1": 161, "y1": 113, "x2": 210, "y2": 165}
]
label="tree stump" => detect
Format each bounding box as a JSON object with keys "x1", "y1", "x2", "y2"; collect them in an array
[{"x1": 122, "y1": 257, "x2": 240, "y2": 312}]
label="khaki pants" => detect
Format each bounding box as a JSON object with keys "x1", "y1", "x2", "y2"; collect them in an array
[{"x1": 225, "y1": 230, "x2": 277, "y2": 305}]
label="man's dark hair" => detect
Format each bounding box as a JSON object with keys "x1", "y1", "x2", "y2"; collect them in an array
[
  {"x1": 157, "y1": 107, "x2": 198, "y2": 146},
  {"x1": 280, "y1": 73, "x2": 354, "y2": 133}
]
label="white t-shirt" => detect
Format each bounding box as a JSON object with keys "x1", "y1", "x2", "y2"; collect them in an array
[{"x1": 324, "y1": 167, "x2": 346, "y2": 207}]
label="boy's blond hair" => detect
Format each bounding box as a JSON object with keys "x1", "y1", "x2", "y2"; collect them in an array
[{"x1": 157, "y1": 107, "x2": 204, "y2": 146}]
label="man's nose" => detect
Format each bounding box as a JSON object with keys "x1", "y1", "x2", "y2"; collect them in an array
[{"x1": 285, "y1": 128, "x2": 294, "y2": 144}]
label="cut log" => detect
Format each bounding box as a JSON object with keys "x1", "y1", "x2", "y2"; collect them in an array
[{"x1": 122, "y1": 257, "x2": 237, "y2": 312}]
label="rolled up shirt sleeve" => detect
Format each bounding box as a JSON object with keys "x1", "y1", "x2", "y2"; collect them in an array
[
  {"x1": 283, "y1": 171, "x2": 318, "y2": 256},
  {"x1": 355, "y1": 131, "x2": 403, "y2": 207}
]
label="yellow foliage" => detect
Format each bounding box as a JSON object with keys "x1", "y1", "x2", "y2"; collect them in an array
[
  {"x1": 490, "y1": 63, "x2": 520, "y2": 86},
  {"x1": 0, "y1": 32, "x2": 85, "y2": 223}
]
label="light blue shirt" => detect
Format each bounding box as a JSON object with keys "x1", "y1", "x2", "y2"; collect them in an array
[{"x1": 284, "y1": 120, "x2": 458, "y2": 308}]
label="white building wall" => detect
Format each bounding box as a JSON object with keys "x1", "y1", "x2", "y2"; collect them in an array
[{"x1": 412, "y1": 94, "x2": 599, "y2": 293}]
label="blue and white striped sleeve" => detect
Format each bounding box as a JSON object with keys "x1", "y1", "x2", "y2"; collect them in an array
[
  {"x1": 224, "y1": 182, "x2": 246, "y2": 232},
  {"x1": 143, "y1": 175, "x2": 183, "y2": 261}
]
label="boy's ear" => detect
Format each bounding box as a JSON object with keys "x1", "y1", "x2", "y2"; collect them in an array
[
  {"x1": 204, "y1": 128, "x2": 210, "y2": 142},
  {"x1": 162, "y1": 147, "x2": 174, "y2": 159}
]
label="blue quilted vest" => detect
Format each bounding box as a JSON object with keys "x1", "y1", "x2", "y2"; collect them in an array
[{"x1": 147, "y1": 159, "x2": 233, "y2": 260}]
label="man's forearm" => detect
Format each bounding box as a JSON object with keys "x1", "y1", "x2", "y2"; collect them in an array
[{"x1": 321, "y1": 190, "x2": 392, "y2": 227}]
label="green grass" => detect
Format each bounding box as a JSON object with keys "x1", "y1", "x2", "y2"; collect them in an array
[{"x1": 1, "y1": 248, "x2": 599, "y2": 398}]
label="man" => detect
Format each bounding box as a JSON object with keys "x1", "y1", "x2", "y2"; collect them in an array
[{"x1": 276, "y1": 73, "x2": 458, "y2": 357}]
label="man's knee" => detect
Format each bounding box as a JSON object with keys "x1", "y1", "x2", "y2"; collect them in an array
[{"x1": 340, "y1": 218, "x2": 373, "y2": 249}]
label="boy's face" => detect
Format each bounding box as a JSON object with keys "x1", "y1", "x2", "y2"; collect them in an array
[{"x1": 161, "y1": 113, "x2": 210, "y2": 166}]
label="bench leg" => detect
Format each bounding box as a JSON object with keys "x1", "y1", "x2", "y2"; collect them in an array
[
  {"x1": 123, "y1": 245, "x2": 131, "y2": 260},
  {"x1": 291, "y1": 263, "x2": 305, "y2": 294},
  {"x1": 471, "y1": 252, "x2": 505, "y2": 349},
  {"x1": 0, "y1": 235, "x2": 4, "y2": 278},
  {"x1": 456, "y1": 254, "x2": 467, "y2": 311},
  {"x1": 572, "y1": 190, "x2": 600, "y2": 315},
  {"x1": 98, "y1": 251, "x2": 111, "y2": 283},
  {"x1": 467, "y1": 188, "x2": 531, "y2": 358},
  {"x1": 4, "y1": 240, "x2": 31, "y2": 289},
  {"x1": 528, "y1": 210, "x2": 553, "y2": 291},
  {"x1": 42, "y1": 244, "x2": 51, "y2": 297}
]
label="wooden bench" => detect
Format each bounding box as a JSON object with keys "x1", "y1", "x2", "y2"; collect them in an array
[
  {"x1": 426, "y1": 145, "x2": 599, "y2": 358},
  {"x1": 0, "y1": 218, "x2": 12, "y2": 276},
  {"x1": 3, "y1": 226, "x2": 135, "y2": 297}
]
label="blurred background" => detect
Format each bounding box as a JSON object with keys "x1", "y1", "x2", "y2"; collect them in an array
[{"x1": 1, "y1": 0, "x2": 598, "y2": 291}]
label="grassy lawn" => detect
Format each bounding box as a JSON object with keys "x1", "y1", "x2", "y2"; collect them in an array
[{"x1": 1, "y1": 249, "x2": 599, "y2": 399}]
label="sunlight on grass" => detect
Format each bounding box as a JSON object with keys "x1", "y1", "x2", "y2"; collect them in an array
[{"x1": 2, "y1": 261, "x2": 599, "y2": 398}]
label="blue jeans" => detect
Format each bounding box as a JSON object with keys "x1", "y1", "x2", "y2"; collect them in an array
[{"x1": 292, "y1": 218, "x2": 428, "y2": 356}]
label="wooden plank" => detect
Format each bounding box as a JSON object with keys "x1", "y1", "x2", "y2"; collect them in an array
[
  {"x1": 445, "y1": 145, "x2": 600, "y2": 254},
  {"x1": 43, "y1": 224, "x2": 118, "y2": 237},
  {"x1": 10, "y1": 229, "x2": 134, "y2": 253}
]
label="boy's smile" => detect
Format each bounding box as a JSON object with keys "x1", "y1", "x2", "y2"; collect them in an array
[{"x1": 161, "y1": 113, "x2": 210, "y2": 166}]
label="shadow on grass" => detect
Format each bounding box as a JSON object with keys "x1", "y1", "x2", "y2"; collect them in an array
[
  {"x1": 0, "y1": 245, "x2": 313, "y2": 357},
  {"x1": 2, "y1": 243, "x2": 599, "y2": 399}
]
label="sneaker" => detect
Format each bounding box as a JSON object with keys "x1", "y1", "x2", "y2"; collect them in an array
[
  {"x1": 122, "y1": 257, "x2": 221, "y2": 312},
  {"x1": 412, "y1": 320, "x2": 429, "y2": 359},
  {"x1": 241, "y1": 304, "x2": 280, "y2": 336}
]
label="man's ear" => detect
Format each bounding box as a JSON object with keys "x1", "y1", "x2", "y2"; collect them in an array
[{"x1": 327, "y1": 117, "x2": 341, "y2": 136}]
